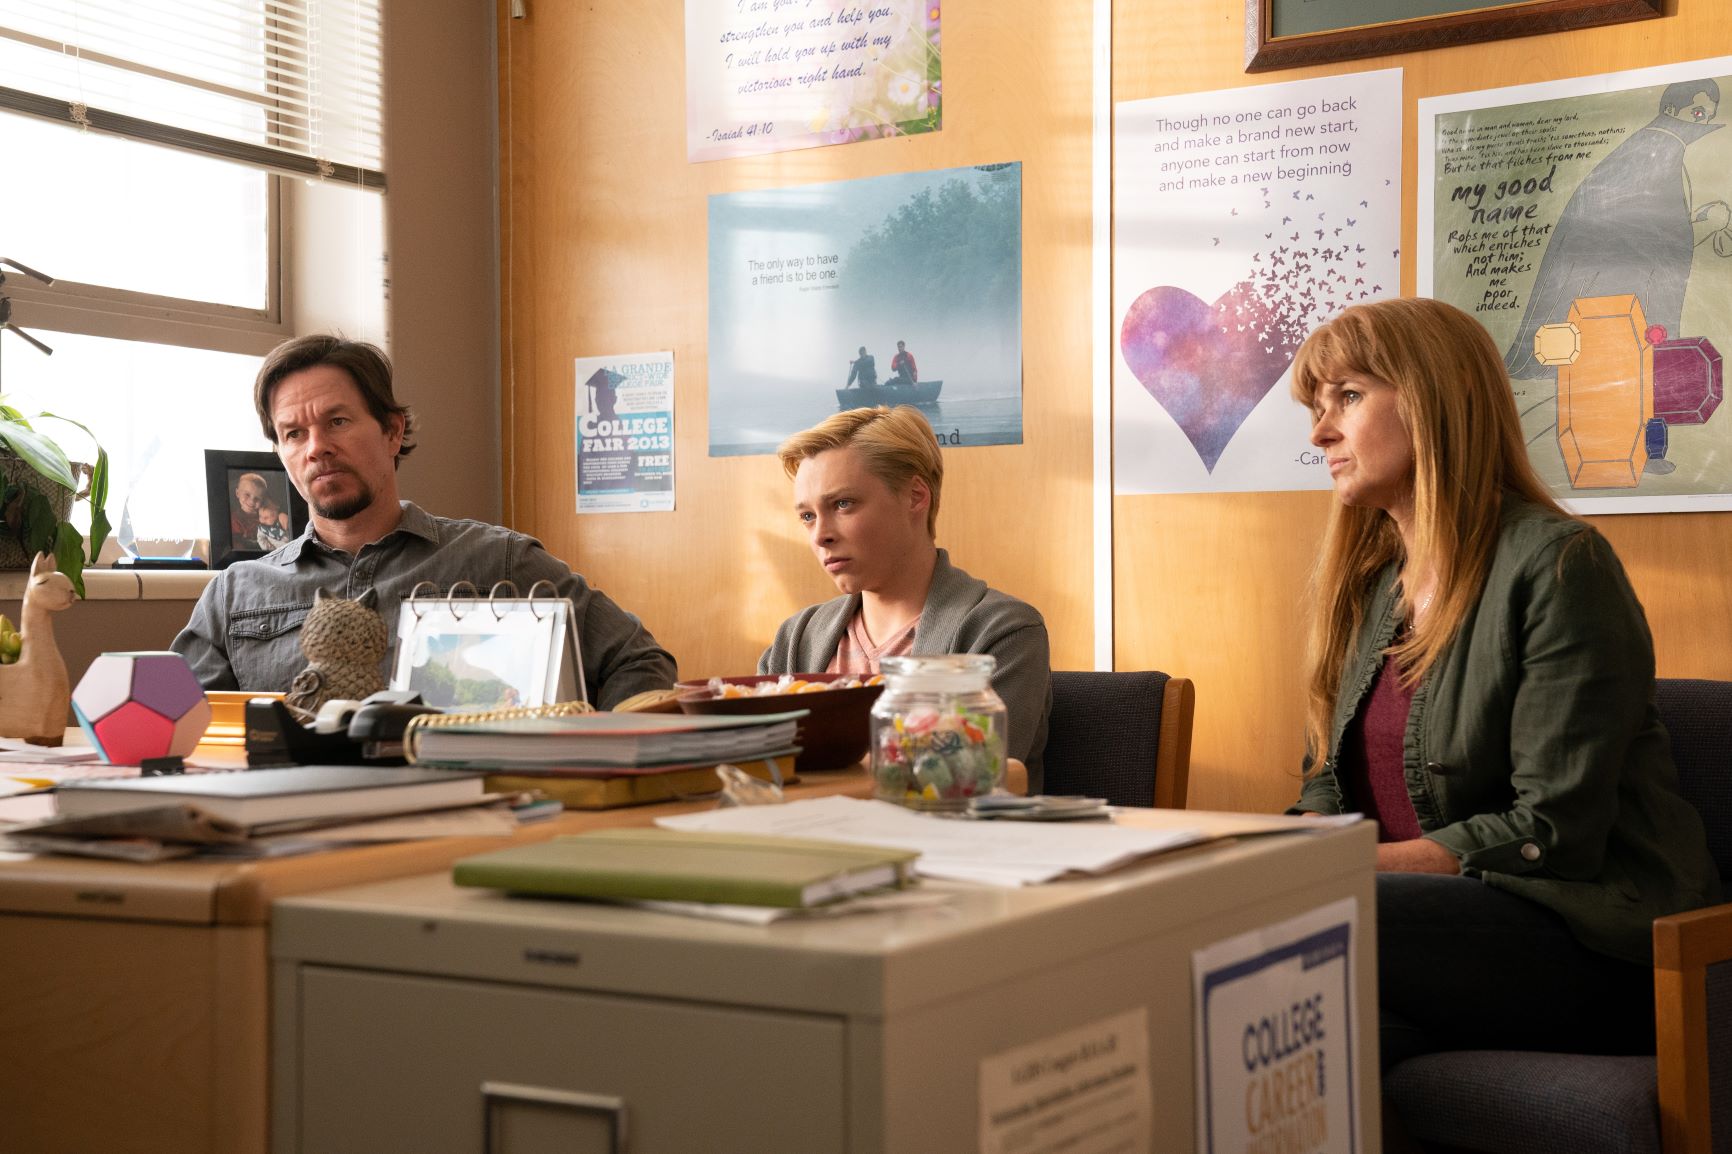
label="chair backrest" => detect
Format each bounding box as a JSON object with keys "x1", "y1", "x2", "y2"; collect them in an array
[
  {"x1": 1040, "y1": 671, "x2": 1194, "y2": 808},
  {"x1": 1654, "y1": 677, "x2": 1732, "y2": 884}
]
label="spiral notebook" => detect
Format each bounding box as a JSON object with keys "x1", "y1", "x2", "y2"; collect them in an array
[
  {"x1": 390, "y1": 581, "x2": 586, "y2": 710},
  {"x1": 406, "y1": 708, "x2": 805, "y2": 770}
]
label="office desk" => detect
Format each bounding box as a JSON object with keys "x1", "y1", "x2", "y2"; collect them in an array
[
  {"x1": 0, "y1": 763, "x2": 886, "y2": 1154},
  {"x1": 270, "y1": 814, "x2": 1379, "y2": 1154}
]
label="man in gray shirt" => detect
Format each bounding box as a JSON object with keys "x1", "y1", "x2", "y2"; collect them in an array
[{"x1": 173, "y1": 336, "x2": 676, "y2": 709}]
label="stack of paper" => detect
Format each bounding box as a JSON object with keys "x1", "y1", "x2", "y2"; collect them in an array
[
  {"x1": 55, "y1": 765, "x2": 487, "y2": 824},
  {"x1": 409, "y1": 711, "x2": 805, "y2": 771},
  {"x1": 659, "y1": 796, "x2": 1208, "y2": 886},
  {"x1": 1, "y1": 766, "x2": 527, "y2": 862}
]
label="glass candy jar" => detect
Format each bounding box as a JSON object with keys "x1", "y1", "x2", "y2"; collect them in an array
[{"x1": 870, "y1": 655, "x2": 1006, "y2": 810}]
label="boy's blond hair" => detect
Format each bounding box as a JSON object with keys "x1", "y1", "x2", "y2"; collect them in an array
[{"x1": 777, "y1": 406, "x2": 944, "y2": 538}]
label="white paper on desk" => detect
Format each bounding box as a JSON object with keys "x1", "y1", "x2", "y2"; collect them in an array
[
  {"x1": 634, "y1": 888, "x2": 957, "y2": 925},
  {"x1": 197, "y1": 836, "x2": 350, "y2": 859},
  {"x1": 658, "y1": 796, "x2": 1205, "y2": 886},
  {"x1": 1, "y1": 832, "x2": 199, "y2": 862},
  {"x1": 1150, "y1": 810, "x2": 1364, "y2": 839},
  {"x1": 0, "y1": 790, "x2": 55, "y2": 824},
  {"x1": 0, "y1": 739, "x2": 100, "y2": 765},
  {"x1": 1, "y1": 763, "x2": 136, "y2": 785}
]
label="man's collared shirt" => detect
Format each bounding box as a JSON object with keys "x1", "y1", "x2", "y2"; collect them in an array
[{"x1": 172, "y1": 501, "x2": 676, "y2": 709}]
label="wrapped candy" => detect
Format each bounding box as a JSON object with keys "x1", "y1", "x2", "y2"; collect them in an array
[
  {"x1": 705, "y1": 673, "x2": 883, "y2": 699},
  {"x1": 870, "y1": 655, "x2": 1006, "y2": 810}
]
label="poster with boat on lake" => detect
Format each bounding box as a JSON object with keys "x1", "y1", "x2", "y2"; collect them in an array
[{"x1": 707, "y1": 162, "x2": 1023, "y2": 457}]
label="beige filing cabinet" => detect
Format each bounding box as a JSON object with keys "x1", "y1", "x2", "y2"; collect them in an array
[{"x1": 270, "y1": 815, "x2": 1379, "y2": 1153}]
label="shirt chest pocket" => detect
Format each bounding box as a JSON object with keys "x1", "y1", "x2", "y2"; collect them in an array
[{"x1": 227, "y1": 604, "x2": 313, "y2": 693}]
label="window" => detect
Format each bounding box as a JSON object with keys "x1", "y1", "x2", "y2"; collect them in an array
[
  {"x1": 0, "y1": 0, "x2": 384, "y2": 559},
  {"x1": 0, "y1": 334, "x2": 272, "y2": 554}
]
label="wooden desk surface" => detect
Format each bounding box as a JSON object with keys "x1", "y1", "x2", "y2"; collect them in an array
[{"x1": 0, "y1": 762, "x2": 884, "y2": 925}]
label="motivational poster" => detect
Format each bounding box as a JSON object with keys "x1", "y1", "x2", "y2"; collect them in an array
[
  {"x1": 686, "y1": 0, "x2": 941, "y2": 162},
  {"x1": 1114, "y1": 69, "x2": 1402, "y2": 495},
  {"x1": 1193, "y1": 899, "x2": 1361, "y2": 1154},
  {"x1": 707, "y1": 162, "x2": 1022, "y2": 456},
  {"x1": 1420, "y1": 58, "x2": 1732, "y2": 513},
  {"x1": 574, "y1": 351, "x2": 675, "y2": 514}
]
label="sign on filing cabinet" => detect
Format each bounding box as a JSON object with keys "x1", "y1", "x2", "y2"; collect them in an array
[{"x1": 1192, "y1": 898, "x2": 1361, "y2": 1154}]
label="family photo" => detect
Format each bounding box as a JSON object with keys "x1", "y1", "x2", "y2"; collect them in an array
[{"x1": 203, "y1": 449, "x2": 307, "y2": 568}]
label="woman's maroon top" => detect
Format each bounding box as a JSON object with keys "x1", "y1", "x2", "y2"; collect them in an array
[{"x1": 1338, "y1": 652, "x2": 1423, "y2": 842}]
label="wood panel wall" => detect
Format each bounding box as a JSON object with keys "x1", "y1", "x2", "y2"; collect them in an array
[
  {"x1": 498, "y1": 0, "x2": 1732, "y2": 814},
  {"x1": 496, "y1": 4, "x2": 1096, "y2": 678}
]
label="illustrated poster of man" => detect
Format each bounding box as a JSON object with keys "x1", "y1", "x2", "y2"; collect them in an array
[
  {"x1": 1421, "y1": 56, "x2": 1732, "y2": 512},
  {"x1": 707, "y1": 163, "x2": 1023, "y2": 457},
  {"x1": 1503, "y1": 80, "x2": 1729, "y2": 380}
]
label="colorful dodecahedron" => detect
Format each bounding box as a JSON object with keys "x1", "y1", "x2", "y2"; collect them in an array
[{"x1": 72, "y1": 652, "x2": 212, "y2": 766}]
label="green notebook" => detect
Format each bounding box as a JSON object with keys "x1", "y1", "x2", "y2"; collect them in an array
[{"x1": 453, "y1": 828, "x2": 919, "y2": 908}]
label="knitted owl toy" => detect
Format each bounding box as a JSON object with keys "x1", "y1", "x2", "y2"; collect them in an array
[{"x1": 284, "y1": 587, "x2": 389, "y2": 720}]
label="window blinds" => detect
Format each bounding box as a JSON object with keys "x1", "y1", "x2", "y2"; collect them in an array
[{"x1": 0, "y1": 0, "x2": 383, "y2": 188}]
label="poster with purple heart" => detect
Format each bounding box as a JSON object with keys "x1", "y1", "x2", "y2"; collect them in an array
[
  {"x1": 1419, "y1": 57, "x2": 1732, "y2": 515},
  {"x1": 1114, "y1": 70, "x2": 1402, "y2": 495},
  {"x1": 708, "y1": 162, "x2": 1022, "y2": 456}
]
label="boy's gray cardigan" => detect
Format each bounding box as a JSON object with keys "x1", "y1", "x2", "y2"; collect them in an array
[{"x1": 759, "y1": 549, "x2": 1052, "y2": 793}]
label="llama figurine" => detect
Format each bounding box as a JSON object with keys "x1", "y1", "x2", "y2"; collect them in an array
[{"x1": 0, "y1": 553, "x2": 76, "y2": 746}]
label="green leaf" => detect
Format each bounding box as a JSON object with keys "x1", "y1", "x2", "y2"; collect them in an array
[
  {"x1": 0, "y1": 484, "x2": 18, "y2": 539},
  {"x1": 0, "y1": 412, "x2": 112, "y2": 567},
  {"x1": 20, "y1": 489, "x2": 55, "y2": 556},
  {"x1": 20, "y1": 413, "x2": 110, "y2": 565},
  {"x1": 81, "y1": 446, "x2": 111, "y2": 564},
  {"x1": 54, "y1": 522, "x2": 86, "y2": 599},
  {"x1": 0, "y1": 421, "x2": 76, "y2": 490}
]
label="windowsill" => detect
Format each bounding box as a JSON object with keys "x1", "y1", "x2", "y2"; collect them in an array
[{"x1": 0, "y1": 568, "x2": 217, "y2": 602}]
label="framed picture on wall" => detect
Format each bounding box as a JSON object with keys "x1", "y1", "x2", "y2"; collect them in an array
[
  {"x1": 203, "y1": 449, "x2": 308, "y2": 569},
  {"x1": 1245, "y1": 0, "x2": 1661, "y2": 72}
]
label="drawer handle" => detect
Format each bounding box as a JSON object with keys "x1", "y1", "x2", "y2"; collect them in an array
[{"x1": 481, "y1": 1081, "x2": 629, "y2": 1153}]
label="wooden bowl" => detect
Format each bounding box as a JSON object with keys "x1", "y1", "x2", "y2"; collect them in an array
[{"x1": 674, "y1": 674, "x2": 884, "y2": 772}]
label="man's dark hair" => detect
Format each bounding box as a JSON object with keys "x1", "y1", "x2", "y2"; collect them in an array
[
  {"x1": 1660, "y1": 79, "x2": 1719, "y2": 113},
  {"x1": 253, "y1": 335, "x2": 417, "y2": 461}
]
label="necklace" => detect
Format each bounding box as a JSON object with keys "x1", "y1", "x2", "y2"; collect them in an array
[{"x1": 1400, "y1": 590, "x2": 1433, "y2": 640}]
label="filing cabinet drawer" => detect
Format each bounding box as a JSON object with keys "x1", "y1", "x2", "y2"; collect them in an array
[{"x1": 288, "y1": 966, "x2": 847, "y2": 1154}]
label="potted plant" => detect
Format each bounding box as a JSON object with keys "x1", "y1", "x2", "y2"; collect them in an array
[{"x1": 0, "y1": 400, "x2": 109, "y2": 598}]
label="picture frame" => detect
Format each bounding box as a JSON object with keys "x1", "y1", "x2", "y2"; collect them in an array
[
  {"x1": 391, "y1": 590, "x2": 587, "y2": 711},
  {"x1": 203, "y1": 449, "x2": 309, "y2": 570},
  {"x1": 1244, "y1": 0, "x2": 1662, "y2": 73}
]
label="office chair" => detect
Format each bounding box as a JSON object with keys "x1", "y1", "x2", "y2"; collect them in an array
[
  {"x1": 1039, "y1": 670, "x2": 1195, "y2": 808},
  {"x1": 1385, "y1": 677, "x2": 1732, "y2": 1154}
]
